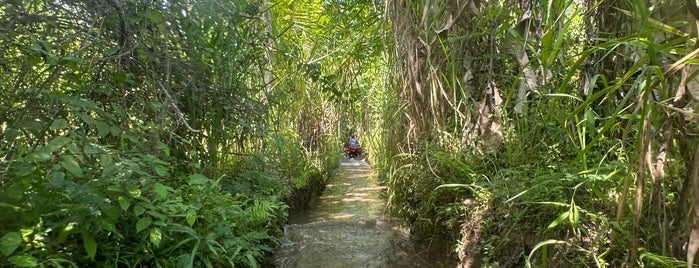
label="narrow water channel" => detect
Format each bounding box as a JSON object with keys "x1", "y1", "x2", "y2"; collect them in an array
[{"x1": 274, "y1": 158, "x2": 435, "y2": 268}]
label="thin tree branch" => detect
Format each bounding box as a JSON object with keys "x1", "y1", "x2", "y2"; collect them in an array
[{"x1": 156, "y1": 80, "x2": 201, "y2": 133}]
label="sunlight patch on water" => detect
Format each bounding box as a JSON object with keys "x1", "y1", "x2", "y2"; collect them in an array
[
  {"x1": 275, "y1": 220, "x2": 430, "y2": 268},
  {"x1": 275, "y1": 158, "x2": 434, "y2": 267},
  {"x1": 339, "y1": 157, "x2": 369, "y2": 167}
]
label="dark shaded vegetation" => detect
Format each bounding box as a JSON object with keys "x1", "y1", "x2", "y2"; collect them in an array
[
  {"x1": 0, "y1": 0, "x2": 358, "y2": 266},
  {"x1": 3, "y1": 0, "x2": 699, "y2": 267}
]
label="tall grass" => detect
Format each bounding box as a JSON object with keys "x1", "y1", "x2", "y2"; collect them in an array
[{"x1": 377, "y1": 0, "x2": 699, "y2": 266}]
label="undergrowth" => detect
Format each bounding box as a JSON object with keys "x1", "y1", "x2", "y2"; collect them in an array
[
  {"x1": 381, "y1": 115, "x2": 690, "y2": 267},
  {"x1": 0, "y1": 101, "x2": 333, "y2": 267}
]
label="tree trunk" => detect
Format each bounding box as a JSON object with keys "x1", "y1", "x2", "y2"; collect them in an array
[
  {"x1": 688, "y1": 143, "x2": 699, "y2": 266},
  {"x1": 629, "y1": 105, "x2": 652, "y2": 268},
  {"x1": 509, "y1": 36, "x2": 537, "y2": 115}
]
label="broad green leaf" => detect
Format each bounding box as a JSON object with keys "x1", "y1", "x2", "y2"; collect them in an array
[
  {"x1": 102, "y1": 204, "x2": 120, "y2": 220},
  {"x1": 100, "y1": 150, "x2": 114, "y2": 163},
  {"x1": 96, "y1": 218, "x2": 118, "y2": 234},
  {"x1": 150, "y1": 228, "x2": 162, "y2": 247},
  {"x1": 95, "y1": 121, "x2": 110, "y2": 137},
  {"x1": 46, "y1": 136, "x2": 72, "y2": 152},
  {"x1": 154, "y1": 165, "x2": 168, "y2": 177},
  {"x1": 8, "y1": 255, "x2": 38, "y2": 267},
  {"x1": 15, "y1": 163, "x2": 36, "y2": 177},
  {"x1": 134, "y1": 205, "x2": 146, "y2": 216},
  {"x1": 3, "y1": 128, "x2": 21, "y2": 141},
  {"x1": 50, "y1": 119, "x2": 67, "y2": 130},
  {"x1": 153, "y1": 183, "x2": 170, "y2": 198},
  {"x1": 29, "y1": 148, "x2": 52, "y2": 162},
  {"x1": 186, "y1": 210, "x2": 196, "y2": 227},
  {"x1": 101, "y1": 155, "x2": 117, "y2": 177},
  {"x1": 66, "y1": 143, "x2": 81, "y2": 155},
  {"x1": 146, "y1": 210, "x2": 166, "y2": 220},
  {"x1": 138, "y1": 201, "x2": 156, "y2": 210},
  {"x1": 83, "y1": 234, "x2": 97, "y2": 260},
  {"x1": 60, "y1": 155, "x2": 83, "y2": 178},
  {"x1": 104, "y1": 46, "x2": 119, "y2": 56},
  {"x1": 50, "y1": 171, "x2": 65, "y2": 183},
  {"x1": 118, "y1": 196, "x2": 131, "y2": 211},
  {"x1": 0, "y1": 232, "x2": 22, "y2": 256},
  {"x1": 189, "y1": 173, "x2": 209, "y2": 185},
  {"x1": 157, "y1": 141, "x2": 170, "y2": 156},
  {"x1": 106, "y1": 184, "x2": 121, "y2": 192},
  {"x1": 137, "y1": 217, "x2": 152, "y2": 233},
  {"x1": 84, "y1": 143, "x2": 102, "y2": 155},
  {"x1": 110, "y1": 125, "x2": 121, "y2": 136},
  {"x1": 76, "y1": 113, "x2": 94, "y2": 125}
]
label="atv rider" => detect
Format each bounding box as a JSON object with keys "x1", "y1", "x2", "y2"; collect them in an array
[{"x1": 348, "y1": 133, "x2": 360, "y2": 148}]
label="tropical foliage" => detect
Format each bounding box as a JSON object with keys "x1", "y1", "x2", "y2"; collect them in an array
[
  {"x1": 375, "y1": 0, "x2": 699, "y2": 267},
  {"x1": 0, "y1": 0, "x2": 371, "y2": 266},
  {"x1": 3, "y1": 0, "x2": 699, "y2": 267}
]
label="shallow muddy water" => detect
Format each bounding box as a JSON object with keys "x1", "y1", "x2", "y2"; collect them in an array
[{"x1": 274, "y1": 158, "x2": 435, "y2": 268}]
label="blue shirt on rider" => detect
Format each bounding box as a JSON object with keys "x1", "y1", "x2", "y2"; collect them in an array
[{"x1": 348, "y1": 136, "x2": 359, "y2": 148}]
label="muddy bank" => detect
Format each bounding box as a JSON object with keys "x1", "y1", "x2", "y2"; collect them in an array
[{"x1": 283, "y1": 169, "x2": 328, "y2": 217}]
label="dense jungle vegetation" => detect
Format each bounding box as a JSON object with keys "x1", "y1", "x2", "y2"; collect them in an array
[{"x1": 2, "y1": 0, "x2": 699, "y2": 267}]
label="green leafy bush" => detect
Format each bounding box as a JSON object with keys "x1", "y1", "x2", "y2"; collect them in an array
[{"x1": 0, "y1": 97, "x2": 294, "y2": 267}]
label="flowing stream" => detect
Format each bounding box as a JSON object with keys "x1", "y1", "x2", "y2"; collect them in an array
[{"x1": 274, "y1": 158, "x2": 434, "y2": 268}]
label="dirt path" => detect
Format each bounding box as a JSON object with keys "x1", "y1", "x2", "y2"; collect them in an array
[{"x1": 274, "y1": 158, "x2": 433, "y2": 267}]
